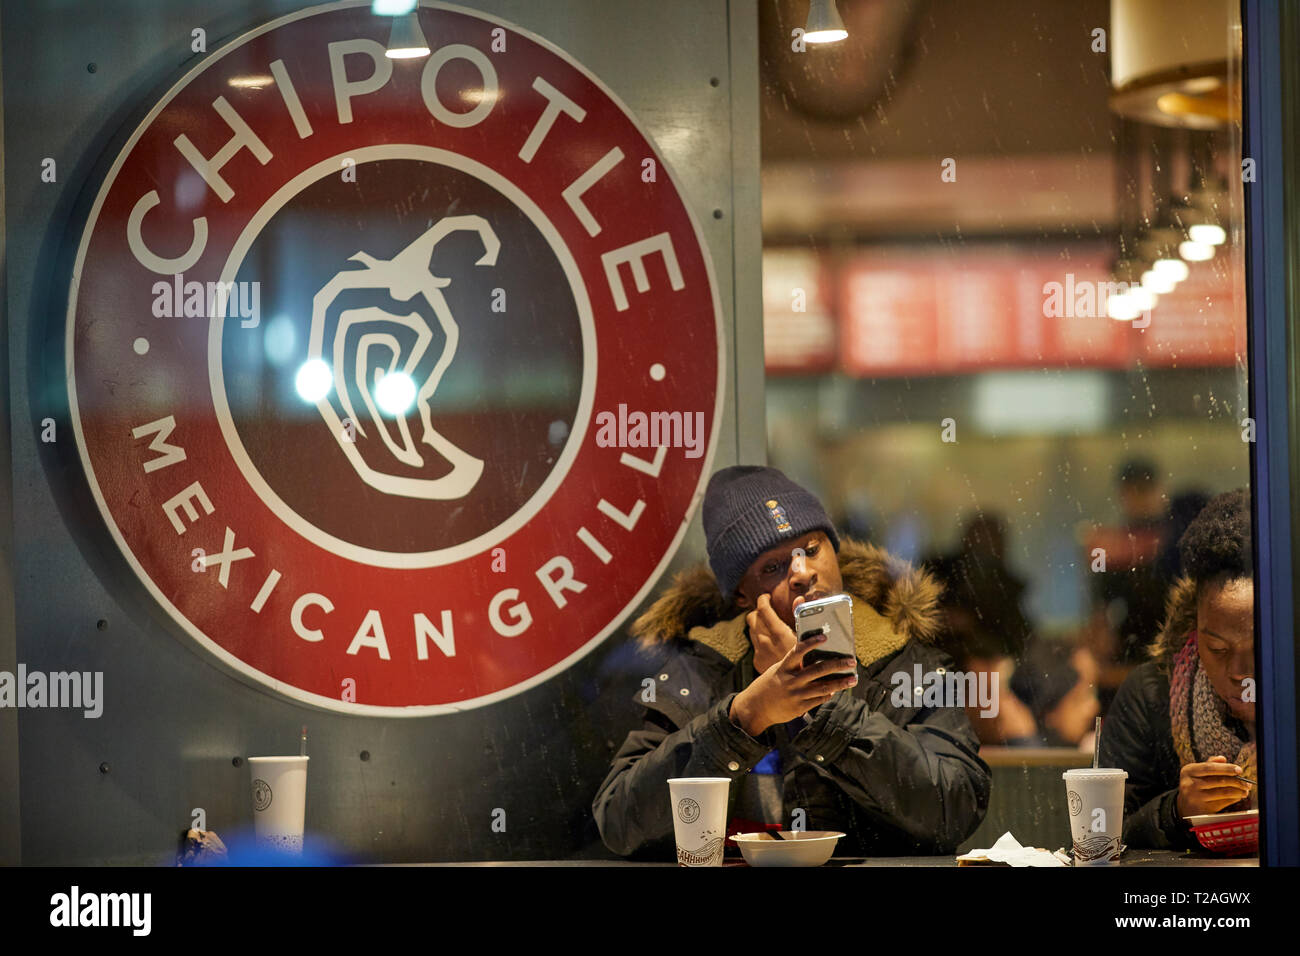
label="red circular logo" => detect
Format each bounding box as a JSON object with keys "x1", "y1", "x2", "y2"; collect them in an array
[{"x1": 66, "y1": 1, "x2": 722, "y2": 713}]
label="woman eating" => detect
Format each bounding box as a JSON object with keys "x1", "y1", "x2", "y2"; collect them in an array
[{"x1": 1098, "y1": 488, "x2": 1255, "y2": 850}]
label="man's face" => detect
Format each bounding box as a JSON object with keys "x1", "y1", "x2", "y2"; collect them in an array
[
  {"x1": 1118, "y1": 480, "x2": 1165, "y2": 521},
  {"x1": 733, "y1": 530, "x2": 842, "y2": 629},
  {"x1": 1196, "y1": 575, "x2": 1255, "y2": 724}
]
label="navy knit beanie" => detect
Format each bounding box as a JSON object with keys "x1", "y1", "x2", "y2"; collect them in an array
[{"x1": 702, "y1": 465, "x2": 840, "y2": 600}]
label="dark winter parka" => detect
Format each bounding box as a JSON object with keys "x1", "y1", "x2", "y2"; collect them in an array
[{"x1": 592, "y1": 539, "x2": 992, "y2": 858}]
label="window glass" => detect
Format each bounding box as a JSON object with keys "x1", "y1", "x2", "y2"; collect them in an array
[{"x1": 761, "y1": 0, "x2": 1253, "y2": 853}]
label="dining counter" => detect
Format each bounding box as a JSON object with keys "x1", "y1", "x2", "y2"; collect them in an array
[{"x1": 387, "y1": 849, "x2": 1258, "y2": 867}]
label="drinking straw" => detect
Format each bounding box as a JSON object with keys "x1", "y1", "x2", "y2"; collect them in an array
[
  {"x1": 300, "y1": 725, "x2": 308, "y2": 757},
  {"x1": 1092, "y1": 716, "x2": 1102, "y2": 769}
]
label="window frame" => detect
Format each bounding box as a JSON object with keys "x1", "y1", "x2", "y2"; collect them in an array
[{"x1": 1242, "y1": 0, "x2": 1300, "y2": 867}]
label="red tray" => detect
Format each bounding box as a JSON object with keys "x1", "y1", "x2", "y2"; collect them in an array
[{"x1": 1189, "y1": 816, "x2": 1259, "y2": 855}]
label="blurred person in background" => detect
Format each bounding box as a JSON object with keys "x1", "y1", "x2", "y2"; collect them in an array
[
  {"x1": 834, "y1": 490, "x2": 880, "y2": 544},
  {"x1": 1009, "y1": 639, "x2": 1100, "y2": 749},
  {"x1": 1155, "y1": 489, "x2": 1212, "y2": 583},
  {"x1": 1098, "y1": 489, "x2": 1255, "y2": 850},
  {"x1": 926, "y1": 512, "x2": 1038, "y2": 746},
  {"x1": 926, "y1": 512, "x2": 1097, "y2": 749},
  {"x1": 926, "y1": 512, "x2": 1034, "y2": 662},
  {"x1": 1082, "y1": 458, "x2": 1171, "y2": 714}
]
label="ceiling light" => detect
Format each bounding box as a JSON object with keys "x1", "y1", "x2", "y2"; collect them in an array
[
  {"x1": 1107, "y1": 291, "x2": 1142, "y2": 321},
  {"x1": 1171, "y1": 195, "x2": 1227, "y2": 249},
  {"x1": 228, "y1": 75, "x2": 274, "y2": 89},
  {"x1": 386, "y1": 11, "x2": 430, "y2": 59},
  {"x1": 1141, "y1": 269, "x2": 1176, "y2": 294},
  {"x1": 804, "y1": 0, "x2": 848, "y2": 44},
  {"x1": 1152, "y1": 257, "x2": 1190, "y2": 282},
  {"x1": 1128, "y1": 286, "x2": 1158, "y2": 311},
  {"x1": 1188, "y1": 223, "x2": 1226, "y2": 245}
]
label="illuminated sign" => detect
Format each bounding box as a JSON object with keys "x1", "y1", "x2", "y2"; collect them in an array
[{"x1": 66, "y1": 1, "x2": 722, "y2": 713}]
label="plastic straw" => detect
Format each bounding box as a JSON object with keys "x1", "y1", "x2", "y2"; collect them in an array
[
  {"x1": 1092, "y1": 716, "x2": 1102, "y2": 769},
  {"x1": 300, "y1": 725, "x2": 308, "y2": 757}
]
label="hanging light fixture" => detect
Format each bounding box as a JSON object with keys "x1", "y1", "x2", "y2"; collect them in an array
[
  {"x1": 1128, "y1": 285, "x2": 1159, "y2": 312},
  {"x1": 1135, "y1": 132, "x2": 1200, "y2": 283},
  {"x1": 1137, "y1": 223, "x2": 1186, "y2": 284},
  {"x1": 1188, "y1": 220, "x2": 1226, "y2": 246},
  {"x1": 1171, "y1": 197, "x2": 1226, "y2": 250},
  {"x1": 1107, "y1": 289, "x2": 1144, "y2": 322},
  {"x1": 1186, "y1": 176, "x2": 1229, "y2": 246},
  {"x1": 1111, "y1": 118, "x2": 1152, "y2": 305},
  {"x1": 386, "y1": 11, "x2": 430, "y2": 59},
  {"x1": 1108, "y1": 258, "x2": 1148, "y2": 321},
  {"x1": 1106, "y1": 6, "x2": 1238, "y2": 328},
  {"x1": 1109, "y1": 0, "x2": 1236, "y2": 129},
  {"x1": 1178, "y1": 239, "x2": 1216, "y2": 262},
  {"x1": 1152, "y1": 256, "x2": 1190, "y2": 283},
  {"x1": 1178, "y1": 187, "x2": 1228, "y2": 246},
  {"x1": 1181, "y1": 132, "x2": 1228, "y2": 245},
  {"x1": 804, "y1": 0, "x2": 848, "y2": 45},
  {"x1": 1140, "y1": 268, "x2": 1177, "y2": 294}
]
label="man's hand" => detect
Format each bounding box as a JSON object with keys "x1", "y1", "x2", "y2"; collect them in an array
[
  {"x1": 730, "y1": 630, "x2": 858, "y2": 738},
  {"x1": 748, "y1": 593, "x2": 803, "y2": 674},
  {"x1": 1175, "y1": 755, "x2": 1252, "y2": 817}
]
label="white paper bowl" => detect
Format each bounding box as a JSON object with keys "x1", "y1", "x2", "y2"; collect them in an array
[{"x1": 730, "y1": 831, "x2": 845, "y2": 867}]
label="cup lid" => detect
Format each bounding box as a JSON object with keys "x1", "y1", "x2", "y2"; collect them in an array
[
  {"x1": 247, "y1": 755, "x2": 310, "y2": 763},
  {"x1": 1062, "y1": 767, "x2": 1127, "y2": 778}
]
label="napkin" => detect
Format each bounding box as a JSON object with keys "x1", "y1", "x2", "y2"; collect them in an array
[{"x1": 956, "y1": 831, "x2": 1069, "y2": 867}]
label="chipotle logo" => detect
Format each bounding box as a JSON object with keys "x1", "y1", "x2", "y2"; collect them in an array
[{"x1": 65, "y1": 1, "x2": 722, "y2": 714}]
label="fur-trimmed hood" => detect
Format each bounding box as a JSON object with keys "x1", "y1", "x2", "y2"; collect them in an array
[
  {"x1": 1148, "y1": 575, "x2": 1198, "y2": 669},
  {"x1": 629, "y1": 538, "x2": 944, "y2": 668}
]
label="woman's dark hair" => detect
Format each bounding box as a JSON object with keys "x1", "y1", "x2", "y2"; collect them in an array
[{"x1": 1178, "y1": 488, "x2": 1252, "y2": 591}]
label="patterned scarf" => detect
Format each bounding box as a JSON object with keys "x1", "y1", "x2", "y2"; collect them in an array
[{"x1": 1169, "y1": 631, "x2": 1257, "y2": 810}]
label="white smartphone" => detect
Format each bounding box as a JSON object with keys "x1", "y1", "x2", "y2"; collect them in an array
[{"x1": 793, "y1": 593, "x2": 855, "y2": 678}]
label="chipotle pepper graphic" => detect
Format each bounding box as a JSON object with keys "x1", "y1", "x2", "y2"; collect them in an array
[{"x1": 307, "y1": 215, "x2": 501, "y2": 500}]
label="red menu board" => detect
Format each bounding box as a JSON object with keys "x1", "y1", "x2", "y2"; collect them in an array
[
  {"x1": 830, "y1": 246, "x2": 1238, "y2": 377},
  {"x1": 762, "y1": 249, "x2": 837, "y2": 373},
  {"x1": 840, "y1": 260, "x2": 940, "y2": 375},
  {"x1": 1137, "y1": 261, "x2": 1242, "y2": 367},
  {"x1": 1015, "y1": 255, "x2": 1132, "y2": 369},
  {"x1": 935, "y1": 257, "x2": 1021, "y2": 370}
]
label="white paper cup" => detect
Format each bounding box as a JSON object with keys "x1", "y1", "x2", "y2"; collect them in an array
[
  {"x1": 1063, "y1": 768, "x2": 1128, "y2": 865},
  {"x1": 249, "y1": 756, "x2": 308, "y2": 854},
  {"x1": 668, "y1": 777, "x2": 730, "y2": 866}
]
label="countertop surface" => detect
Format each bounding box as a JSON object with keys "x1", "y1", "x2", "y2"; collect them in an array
[{"x1": 383, "y1": 849, "x2": 1259, "y2": 867}]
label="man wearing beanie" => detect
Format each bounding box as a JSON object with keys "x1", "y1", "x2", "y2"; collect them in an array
[{"x1": 593, "y1": 466, "x2": 991, "y2": 859}]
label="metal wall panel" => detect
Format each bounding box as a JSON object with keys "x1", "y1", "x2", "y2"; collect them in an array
[
  {"x1": 1, "y1": 0, "x2": 760, "y2": 863},
  {"x1": 0, "y1": 0, "x2": 20, "y2": 867}
]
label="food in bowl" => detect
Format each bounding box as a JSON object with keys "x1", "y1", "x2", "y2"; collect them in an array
[{"x1": 730, "y1": 831, "x2": 845, "y2": 867}]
